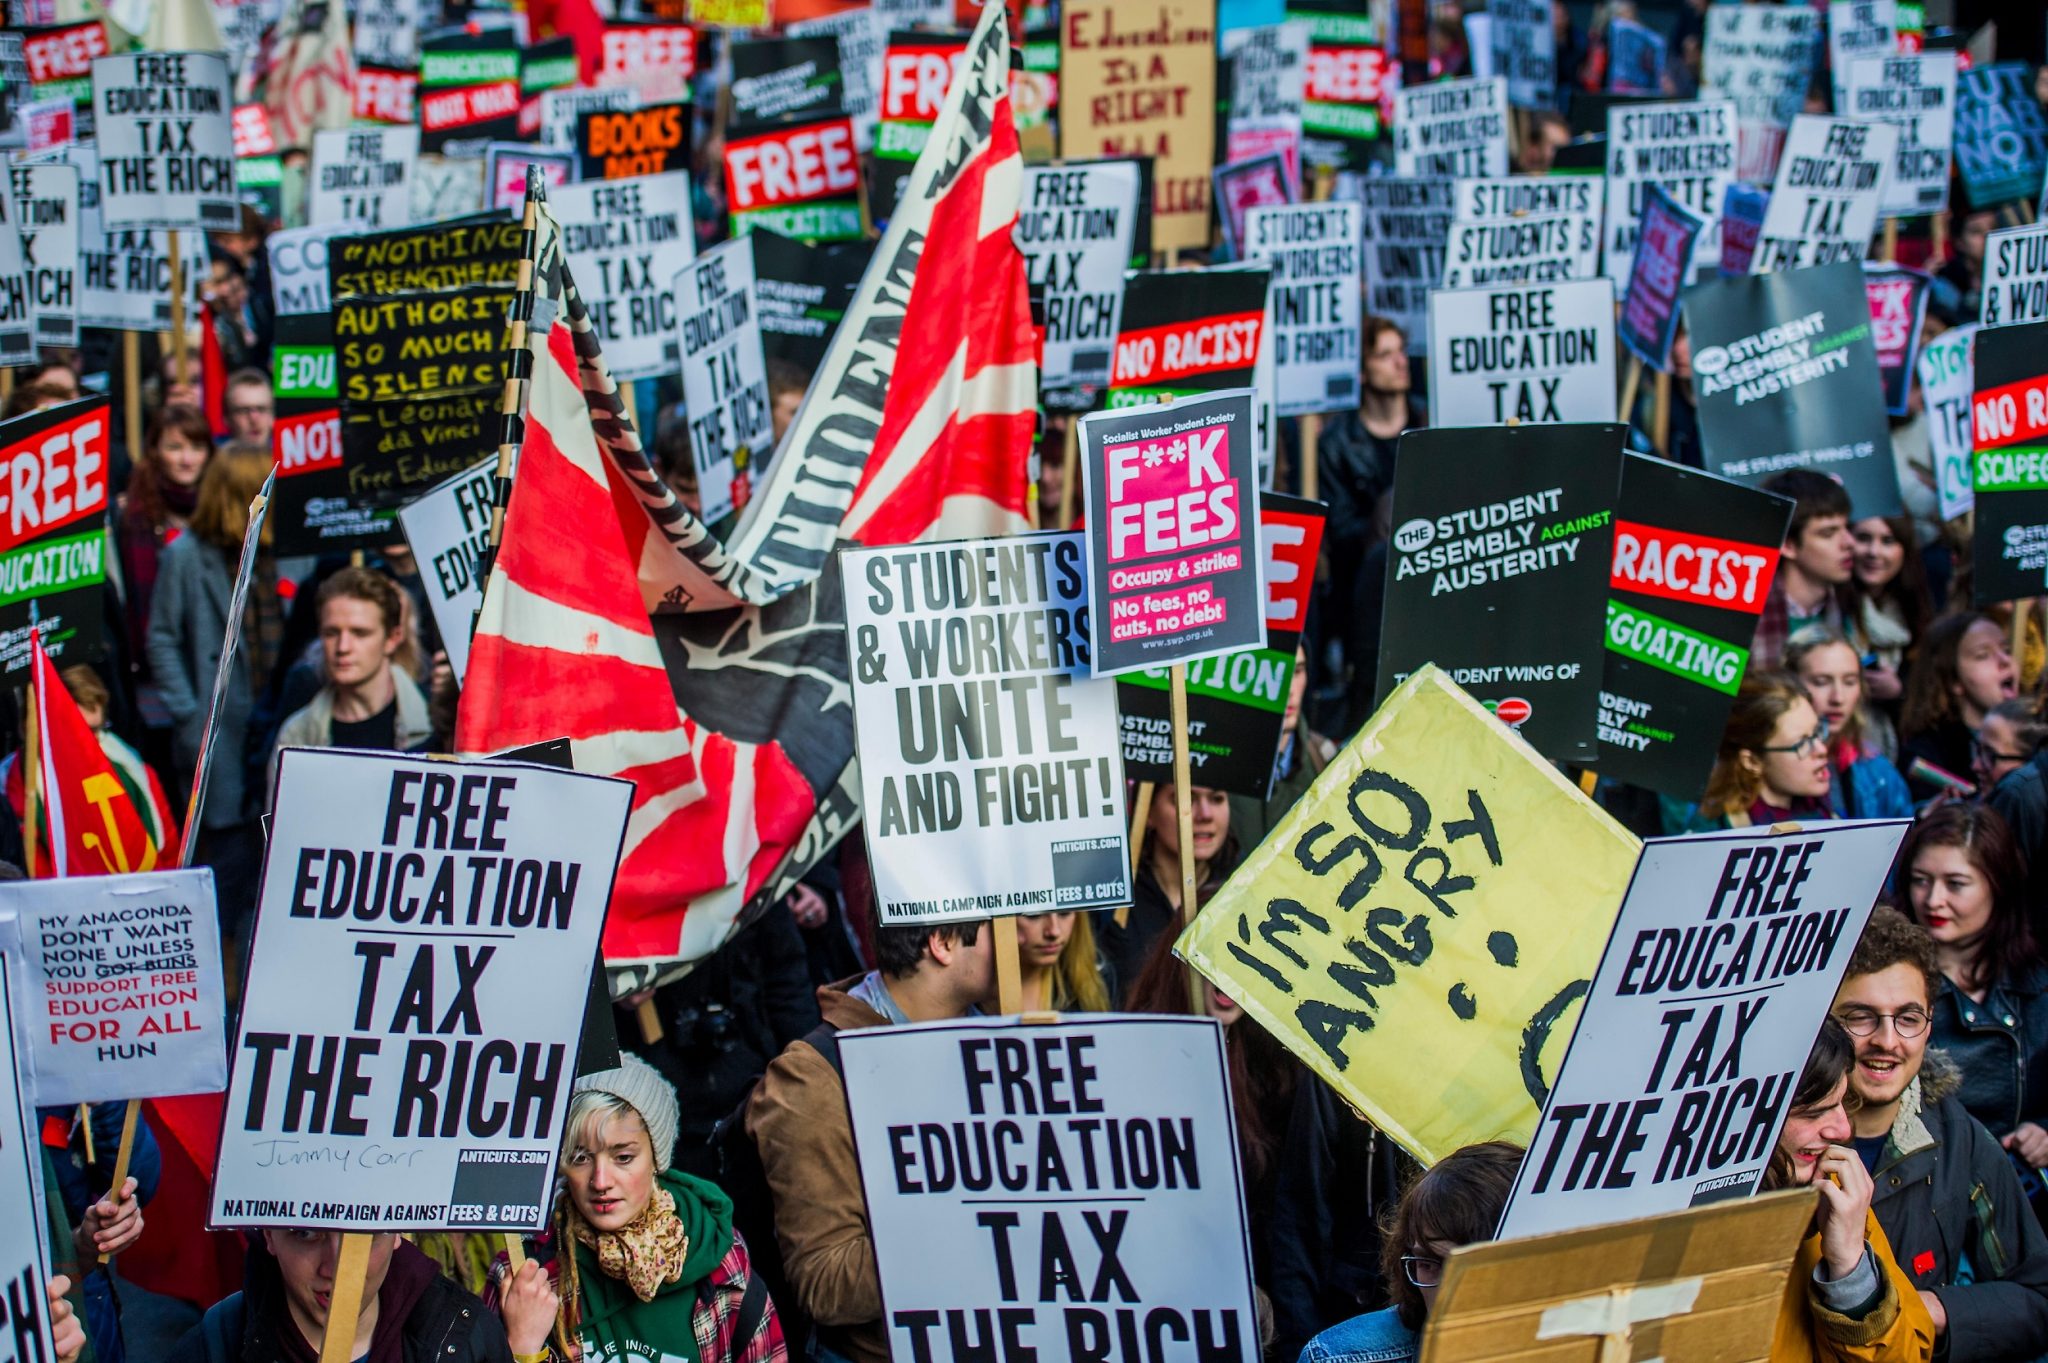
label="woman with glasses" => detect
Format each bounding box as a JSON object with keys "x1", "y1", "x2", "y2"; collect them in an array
[
  {"x1": 1787, "y1": 627, "x2": 1915, "y2": 822},
  {"x1": 1899, "y1": 804, "x2": 2048, "y2": 1187},
  {"x1": 1899, "y1": 613, "x2": 2019, "y2": 803},
  {"x1": 1297, "y1": 1143, "x2": 1521, "y2": 1363},
  {"x1": 1679, "y1": 673, "x2": 1837, "y2": 833}
]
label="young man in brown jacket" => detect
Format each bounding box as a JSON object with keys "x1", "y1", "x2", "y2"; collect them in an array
[{"x1": 746, "y1": 918, "x2": 995, "y2": 1363}]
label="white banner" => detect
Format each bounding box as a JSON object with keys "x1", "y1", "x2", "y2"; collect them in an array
[
  {"x1": 1921, "y1": 324, "x2": 1976, "y2": 521},
  {"x1": 842, "y1": 1015, "x2": 1259, "y2": 1363},
  {"x1": 1223, "y1": 21, "x2": 1309, "y2": 165},
  {"x1": 552, "y1": 171, "x2": 696, "y2": 383},
  {"x1": 212, "y1": 749, "x2": 630, "y2": 1231},
  {"x1": 1982, "y1": 222, "x2": 2048, "y2": 329},
  {"x1": 1500, "y1": 820, "x2": 1909, "y2": 1238},
  {"x1": 1017, "y1": 161, "x2": 1140, "y2": 393},
  {"x1": 60, "y1": 142, "x2": 209, "y2": 333},
  {"x1": 1428, "y1": 277, "x2": 1618, "y2": 425},
  {"x1": 1826, "y1": 0, "x2": 1895, "y2": 113},
  {"x1": 842, "y1": 532, "x2": 1131, "y2": 924},
  {"x1": 1443, "y1": 176, "x2": 1602, "y2": 289},
  {"x1": 1244, "y1": 200, "x2": 1362, "y2": 416},
  {"x1": 1353, "y1": 177, "x2": 1454, "y2": 356},
  {"x1": 309, "y1": 125, "x2": 417, "y2": 230},
  {"x1": 0, "y1": 190, "x2": 31, "y2": 365},
  {"x1": 0, "y1": 957, "x2": 54, "y2": 1363},
  {"x1": 674, "y1": 236, "x2": 770, "y2": 523},
  {"x1": 1843, "y1": 52, "x2": 1954, "y2": 216},
  {"x1": 396, "y1": 458, "x2": 496, "y2": 686},
  {"x1": 266, "y1": 221, "x2": 351, "y2": 318},
  {"x1": 1393, "y1": 75, "x2": 1509, "y2": 178},
  {"x1": 1704, "y1": 5, "x2": 1821, "y2": 183},
  {"x1": 1489, "y1": 0, "x2": 1555, "y2": 109},
  {"x1": 1751, "y1": 114, "x2": 1897, "y2": 273},
  {"x1": 11, "y1": 160, "x2": 78, "y2": 350},
  {"x1": 1, "y1": 868, "x2": 226, "y2": 1107},
  {"x1": 1605, "y1": 99, "x2": 1737, "y2": 294},
  {"x1": 91, "y1": 51, "x2": 238, "y2": 231}
]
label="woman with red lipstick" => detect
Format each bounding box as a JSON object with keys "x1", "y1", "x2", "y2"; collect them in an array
[
  {"x1": 1900, "y1": 805, "x2": 2048, "y2": 1187},
  {"x1": 1686, "y1": 673, "x2": 1838, "y2": 831}
]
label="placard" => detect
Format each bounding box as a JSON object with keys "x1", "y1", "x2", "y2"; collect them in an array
[
  {"x1": 594, "y1": 22, "x2": 696, "y2": 103},
  {"x1": 1955, "y1": 62, "x2": 2048, "y2": 212},
  {"x1": 752, "y1": 229, "x2": 873, "y2": 375},
  {"x1": 553, "y1": 172, "x2": 695, "y2": 384},
  {"x1": 872, "y1": 30, "x2": 969, "y2": 222},
  {"x1": 1972, "y1": 321, "x2": 2048, "y2": 604},
  {"x1": 1442, "y1": 176, "x2": 1602, "y2": 289},
  {"x1": 1177, "y1": 664, "x2": 1642, "y2": 1164},
  {"x1": 725, "y1": 113, "x2": 862, "y2": 242},
  {"x1": 1703, "y1": 4, "x2": 1819, "y2": 183},
  {"x1": 577, "y1": 100, "x2": 691, "y2": 181},
  {"x1": 1826, "y1": 0, "x2": 1895, "y2": 113},
  {"x1": 1223, "y1": 21, "x2": 1308, "y2": 175},
  {"x1": 90, "y1": 51, "x2": 238, "y2": 232},
  {"x1": 2, "y1": 867, "x2": 226, "y2": 1106},
  {"x1": 417, "y1": 30, "x2": 521, "y2": 152},
  {"x1": 673, "y1": 237, "x2": 769, "y2": 524},
  {"x1": 62, "y1": 142, "x2": 207, "y2": 335},
  {"x1": 1017, "y1": 161, "x2": 1141, "y2": 393},
  {"x1": 1618, "y1": 184, "x2": 1705, "y2": 370},
  {"x1": 1607, "y1": 18, "x2": 1664, "y2": 94},
  {"x1": 0, "y1": 958, "x2": 55, "y2": 1363},
  {"x1": 10, "y1": 160, "x2": 77, "y2": 351},
  {"x1": 484, "y1": 144, "x2": 571, "y2": 213},
  {"x1": 22, "y1": 21, "x2": 107, "y2": 112},
  {"x1": 0, "y1": 194, "x2": 31, "y2": 365},
  {"x1": 1749, "y1": 115, "x2": 1895, "y2": 273},
  {"x1": 396, "y1": 458, "x2": 495, "y2": 685},
  {"x1": 309, "y1": 125, "x2": 418, "y2": 229},
  {"x1": 1864, "y1": 263, "x2": 1929, "y2": 417},
  {"x1": 1843, "y1": 51, "x2": 1954, "y2": 216},
  {"x1": 787, "y1": 7, "x2": 884, "y2": 152},
  {"x1": 1243, "y1": 200, "x2": 1360, "y2": 415},
  {"x1": 1108, "y1": 266, "x2": 1269, "y2": 408},
  {"x1": 1684, "y1": 262, "x2": 1900, "y2": 517},
  {"x1": 353, "y1": 0, "x2": 419, "y2": 69},
  {"x1": 0, "y1": 397, "x2": 108, "y2": 675},
  {"x1": 1499, "y1": 820, "x2": 1908, "y2": 1238},
  {"x1": 1355, "y1": 176, "x2": 1452, "y2": 355},
  {"x1": 267, "y1": 221, "x2": 348, "y2": 317},
  {"x1": 212, "y1": 749, "x2": 630, "y2": 1231},
  {"x1": 1596, "y1": 456, "x2": 1791, "y2": 795},
  {"x1": 356, "y1": 65, "x2": 419, "y2": 128},
  {"x1": 730, "y1": 35, "x2": 848, "y2": 129},
  {"x1": 1922, "y1": 324, "x2": 1976, "y2": 522},
  {"x1": 1605, "y1": 99, "x2": 1736, "y2": 292},
  {"x1": 1213, "y1": 152, "x2": 1296, "y2": 261},
  {"x1": 843, "y1": 533, "x2": 1130, "y2": 924},
  {"x1": 540, "y1": 86, "x2": 639, "y2": 151},
  {"x1": 1296, "y1": 1, "x2": 1389, "y2": 170},
  {"x1": 841, "y1": 1017, "x2": 1259, "y2": 1363},
  {"x1": 1079, "y1": 388, "x2": 1266, "y2": 678},
  {"x1": 1489, "y1": 0, "x2": 1554, "y2": 109},
  {"x1": 1428, "y1": 277, "x2": 1619, "y2": 425},
  {"x1": 1984, "y1": 223, "x2": 2048, "y2": 330},
  {"x1": 1393, "y1": 75, "x2": 1508, "y2": 178}
]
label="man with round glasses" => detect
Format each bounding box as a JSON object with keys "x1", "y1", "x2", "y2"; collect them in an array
[{"x1": 1832, "y1": 907, "x2": 2048, "y2": 1361}]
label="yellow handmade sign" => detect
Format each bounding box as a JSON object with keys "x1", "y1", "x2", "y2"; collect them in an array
[{"x1": 1177, "y1": 665, "x2": 1641, "y2": 1165}]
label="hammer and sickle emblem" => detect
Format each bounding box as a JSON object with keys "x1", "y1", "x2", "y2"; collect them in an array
[{"x1": 81, "y1": 773, "x2": 155, "y2": 874}]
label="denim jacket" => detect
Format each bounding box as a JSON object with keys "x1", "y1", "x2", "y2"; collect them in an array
[{"x1": 1299, "y1": 1307, "x2": 1418, "y2": 1363}]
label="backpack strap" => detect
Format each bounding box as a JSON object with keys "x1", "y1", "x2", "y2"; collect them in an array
[
  {"x1": 803, "y1": 1020, "x2": 843, "y2": 1078},
  {"x1": 202, "y1": 1293, "x2": 248, "y2": 1363}
]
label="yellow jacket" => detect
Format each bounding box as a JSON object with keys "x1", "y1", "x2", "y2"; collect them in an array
[{"x1": 1771, "y1": 1208, "x2": 1936, "y2": 1363}]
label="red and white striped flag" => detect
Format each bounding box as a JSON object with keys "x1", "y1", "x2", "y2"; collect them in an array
[{"x1": 458, "y1": 1, "x2": 1038, "y2": 979}]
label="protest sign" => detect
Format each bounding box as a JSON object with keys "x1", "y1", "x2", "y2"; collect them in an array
[
  {"x1": 212, "y1": 749, "x2": 630, "y2": 1231},
  {"x1": 1619, "y1": 184, "x2": 1705, "y2": 370},
  {"x1": 1684, "y1": 262, "x2": 1900, "y2": 517},
  {"x1": 396, "y1": 458, "x2": 495, "y2": 686},
  {"x1": 1120, "y1": 494, "x2": 1323, "y2": 797},
  {"x1": 1827, "y1": 0, "x2": 1895, "y2": 112},
  {"x1": 1017, "y1": 161, "x2": 1141, "y2": 394},
  {"x1": 1060, "y1": 0, "x2": 1217, "y2": 253},
  {"x1": 1606, "y1": 99, "x2": 1736, "y2": 291},
  {"x1": 841, "y1": 1016, "x2": 1259, "y2": 1363},
  {"x1": 418, "y1": 29, "x2": 521, "y2": 152},
  {"x1": 2, "y1": 867, "x2": 226, "y2": 1106},
  {"x1": 0, "y1": 397, "x2": 108, "y2": 674},
  {"x1": 1179, "y1": 664, "x2": 1641, "y2": 1163},
  {"x1": 1750, "y1": 114, "x2": 1895, "y2": 273},
  {"x1": 1378, "y1": 424, "x2": 1622, "y2": 762},
  {"x1": 267, "y1": 222, "x2": 348, "y2": 318},
  {"x1": 1213, "y1": 152, "x2": 1296, "y2": 261},
  {"x1": 1223, "y1": 21, "x2": 1308, "y2": 176},
  {"x1": 1923, "y1": 324, "x2": 1976, "y2": 522},
  {"x1": 577, "y1": 100, "x2": 691, "y2": 181},
  {"x1": 554, "y1": 173, "x2": 695, "y2": 384},
  {"x1": 787, "y1": 7, "x2": 884, "y2": 152},
  {"x1": 725, "y1": 113, "x2": 863, "y2": 242},
  {"x1": 1608, "y1": 18, "x2": 1664, "y2": 94},
  {"x1": 1719, "y1": 181, "x2": 1769, "y2": 277},
  {"x1": 1441, "y1": 177, "x2": 1602, "y2": 290},
  {"x1": 1843, "y1": 51, "x2": 1953, "y2": 216},
  {"x1": 1984, "y1": 223, "x2": 2048, "y2": 330},
  {"x1": 232, "y1": 104, "x2": 276, "y2": 160},
  {"x1": 1079, "y1": 389, "x2": 1266, "y2": 678},
  {"x1": 1500, "y1": 819, "x2": 1907, "y2": 1237},
  {"x1": 520, "y1": 38, "x2": 579, "y2": 134},
  {"x1": 1597, "y1": 456, "x2": 1791, "y2": 795},
  {"x1": 1428, "y1": 278, "x2": 1619, "y2": 425},
  {"x1": 484, "y1": 144, "x2": 571, "y2": 213},
  {"x1": 353, "y1": 0, "x2": 419, "y2": 70},
  {"x1": 843, "y1": 534, "x2": 1130, "y2": 923},
  {"x1": 23, "y1": 21, "x2": 107, "y2": 112},
  {"x1": 1972, "y1": 321, "x2": 2048, "y2": 604},
  {"x1": 1243, "y1": 200, "x2": 1360, "y2": 416},
  {"x1": 91, "y1": 52, "x2": 237, "y2": 232},
  {"x1": 1703, "y1": 5, "x2": 1819, "y2": 183},
  {"x1": 1294, "y1": 0, "x2": 1388, "y2": 171},
  {"x1": 63, "y1": 143, "x2": 207, "y2": 334},
  {"x1": 1108, "y1": 266, "x2": 1269, "y2": 409},
  {"x1": 540, "y1": 87, "x2": 640, "y2": 152},
  {"x1": 872, "y1": 29, "x2": 969, "y2": 222},
  {"x1": 309, "y1": 126, "x2": 417, "y2": 230},
  {"x1": 11, "y1": 160, "x2": 77, "y2": 351},
  {"x1": 1355, "y1": 177, "x2": 1452, "y2": 355},
  {"x1": 0, "y1": 196, "x2": 30, "y2": 366},
  {"x1": 1955, "y1": 62, "x2": 2048, "y2": 212},
  {"x1": 22, "y1": 98, "x2": 75, "y2": 154},
  {"x1": 674, "y1": 237, "x2": 770, "y2": 523},
  {"x1": 356, "y1": 65, "x2": 419, "y2": 127},
  {"x1": 595, "y1": 22, "x2": 696, "y2": 103},
  {"x1": 1489, "y1": 0, "x2": 1554, "y2": 109},
  {"x1": 752, "y1": 229, "x2": 873, "y2": 375},
  {"x1": 730, "y1": 35, "x2": 847, "y2": 129},
  {"x1": 1394, "y1": 76, "x2": 1508, "y2": 178},
  {"x1": 0, "y1": 957, "x2": 55, "y2": 1363},
  {"x1": 1864, "y1": 263, "x2": 1930, "y2": 417}
]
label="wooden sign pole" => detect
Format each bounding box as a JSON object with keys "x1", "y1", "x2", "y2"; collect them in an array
[
  {"x1": 1169, "y1": 664, "x2": 1202, "y2": 1013},
  {"x1": 1651, "y1": 370, "x2": 1672, "y2": 455},
  {"x1": 167, "y1": 230, "x2": 191, "y2": 390},
  {"x1": 1299, "y1": 412, "x2": 1321, "y2": 500},
  {"x1": 1881, "y1": 218, "x2": 1899, "y2": 262},
  {"x1": 123, "y1": 332, "x2": 144, "y2": 462},
  {"x1": 1618, "y1": 356, "x2": 1644, "y2": 425},
  {"x1": 1057, "y1": 416, "x2": 1079, "y2": 530},
  {"x1": 97, "y1": 1099, "x2": 141, "y2": 1263},
  {"x1": 318, "y1": 1233, "x2": 374, "y2": 1363},
  {"x1": 2013, "y1": 598, "x2": 2030, "y2": 666},
  {"x1": 994, "y1": 916, "x2": 1023, "y2": 1014}
]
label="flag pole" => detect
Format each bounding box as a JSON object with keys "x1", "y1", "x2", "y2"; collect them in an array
[
  {"x1": 1170, "y1": 664, "x2": 1202, "y2": 1014},
  {"x1": 477, "y1": 168, "x2": 546, "y2": 602},
  {"x1": 167, "y1": 231, "x2": 191, "y2": 390},
  {"x1": 318, "y1": 1233, "x2": 374, "y2": 1363}
]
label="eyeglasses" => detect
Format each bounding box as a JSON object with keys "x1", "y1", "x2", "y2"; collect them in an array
[
  {"x1": 1834, "y1": 1007, "x2": 1931, "y2": 1038},
  {"x1": 1401, "y1": 1255, "x2": 1444, "y2": 1287},
  {"x1": 1759, "y1": 718, "x2": 1830, "y2": 756},
  {"x1": 226, "y1": 403, "x2": 272, "y2": 417},
  {"x1": 1974, "y1": 736, "x2": 2030, "y2": 765}
]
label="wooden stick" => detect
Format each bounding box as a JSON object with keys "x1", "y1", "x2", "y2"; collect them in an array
[
  {"x1": 503, "y1": 1234, "x2": 527, "y2": 1273},
  {"x1": 618, "y1": 380, "x2": 638, "y2": 430},
  {"x1": 1618, "y1": 356, "x2": 1644, "y2": 427},
  {"x1": 1881, "y1": 218, "x2": 1898, "y2": 262},
  {"x1": 0, "y1": 368, "x2": 14, "y2": 404},
  {"x1": 2012, "y1": 598, "x2": 2030, "y2": 667},
  {"x1": 76, "y1": 1103, "x2": 90, "y2": 1164},
  {"x1": 1931, "y1": 210, "x2": 1948, "y2": 265},
  {"x1": 1115, "y1": 779, "x2": 1154, "y2": 931},
  {"x1": 1578, "y1": 769, "x2": 1598, "y2": 797},
  {"x1": 634, "y1": 997, "x2": 663, "y2": 1044},
  {"x1": 167, "y1": 230, "x2": 190, "y2": 389},
  {"x1": 1057, "y1": 416, "x2": 1079, "y2": 530},
  {"x1": 319, "y1": 1234, "x2": 374, "y2": 1363},
  {"x1": 98, "y1": 1100, "x2": 140, "y2": 1264},
  {"x1": 23, "y1": 676, "x2": 38, "y2": 880},
  {"x1": 1652, "y1": 370, "x2": 1672, "y2": 455},
  {"x1": 1298, "y1": 412, "x2": 1321, "y2": 501},
  {"x1": 123, "y1": 331, "x2": 143, "y2": 466},
  {"x1": 993, "y1": 915, "x2": 1023, "y2": 1015},
  {"x1": 1170, "y1": 664, "x2": 1202, "y2": 1014}
]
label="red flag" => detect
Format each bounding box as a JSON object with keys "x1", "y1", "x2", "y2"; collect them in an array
[
  {"x1": 527, "y1": 0, "x2": 608, "y2": 83},
  {"x1": 200, "y1": 301, "x2": 228, "y2": 439}
]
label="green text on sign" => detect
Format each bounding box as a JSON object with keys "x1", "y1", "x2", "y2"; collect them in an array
[{"x1": 1605, "y1": 599, "x2": 1747, "y2": 696}]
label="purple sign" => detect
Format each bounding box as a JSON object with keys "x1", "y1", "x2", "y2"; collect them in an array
[
  {"x1": 1212, "y1": 151, "x2": 1297, "y2": 260},
  {"x1": 1620, "y1": 182, "x2": 1704, "y2": 369},
  {"x1": 1718, "y1": 182, "x2": 1769, "y2": 277},
  {"x1": 1864, "y1": 262, "x2": 1932, "y2": 417}
]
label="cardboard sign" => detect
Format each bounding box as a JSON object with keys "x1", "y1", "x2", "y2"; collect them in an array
[
  {"x1": 1109, "y1": 266, "x2": 1269, "y2": 408},
  {"x1": 1500, "y1": 820, "x2": 1908, "y2": 1238},
  {"x1": 396, "y1": 458, "x2": 495, "y2": 686},
  {"x1": 357, "y1": 65, "x2": 420, "y2": 127},
  {"x1": 731, "y1": 35, "x2": 848, "y2": 128},
  {"x1": 1703, "y1": 5, "x2": 1819, "y2": 183},
  {"x1": 266, "y1": 222, "x2": 348, "y2": 318},
  {"x1": 1619, "y1": 184, "x2": 1705, "y2": 370},
  {"x1": 2, "y1": 868, "x2": 226, "y2": 1106},
  {"x1": 1955, "y1": 62, "x2": 2048, "y2": 212},
  {"x1": 1718, "y1": 181, "x2": 1769, "y2": 278},
  {"x1": 0, "y1": 957, "x2": 55, "y2": 1363},
  {"x1": 577, "y1": 100, "x2": 691, "y2": 181},
  {"x1": 725, "y1": 113, "x2": 862, "y2": 242},
  {"x1": 1213, "y1": 152, "x2": 1296, "y2": 261},
  {"x1": 1972, "y1": 321, "x2": 2048, "y2": 604},
  {"x1": 1684, "y1": 262, "x2": 1900, "y2": 517},
  {"x1": 842, "y1": 1016, "x2": 1259, "y2": 1363},
  {"x1": 22, "y1": 21, "x2": 106, "y2": 109},
  {"x1": 1119, "y1": 494, "x2": 1324, "y2": 797},
  {"x1": 1355, "y1": 177, "x2": 1453, "y2": 355},
  {"x1": 1079, "y1": 389, "x2": 1267, "y2": 678},
  {"x1": 418, "y1": 31, "x2": 522, "y2": 152},
  {"x1": 309, "y1": 126, "x2": 418, "y2": 230},
  {"x1": 1607, "y1": 18, "x2": 1664, "y2": 94},
  {"x1": 1923, "y1": 324, "x2": 1977, "y2": 522},
  {"x1": 1827, "y1": 1, "x2": 1895, "y2": 103},
  {"x1": 0, "y1": 397, "x2": 107, "y2": 674},
  {"x1": 673, "y1": 237, "x2": 769, "y2": 524},
  {"x1": 1596, "y1": 456, "x2": 1791, "y2": 796},
  {"x1": 1017, "y1": 161, "x2": 1141, "y2": 393},
  {"x1": 1864, "y1": 263, "x2": 1930, "y2": 418},
  {"x1": 1379, "y1": 424, "x2": 1623, "y2": 762},
  {"x1": 1179, "y1": 665, "x2": 1641, "y2": 1163},
  {"x1": 843, "y1": 533, "x2": 1131, "y2": 923},
  {"x1": 1243, "y1": 200, "x2": 1361, "y2": 416},
  {"x1": 1428, "y1": 278, "x2": 1620, "y2": 425},
  {"x1": 91, "y1": 51, "x2": 237, "y2": 232},
  {"x1": 1296, "y1": 1, "x2": 1389, "y2": 171},
  {"x1": 1749, "y1": 115, "x2": 1896, "y2": 274},
  {"x1": 212, "y1": 749, "x2": 629, "y2": 1231},
  {"x1": 0, "y1": 195, "x2": 31, "y2": 366},
  {"x1": 553, "y1": 173, "x2": 695, "y2": 384},
  {"x1": 1606, "y1": 99, "x2": 1736, "y2": 293},
  {"x1": 1394, "y1": 75, "x2": 1508, "y2": 177},
  {"x1": 788, "y1": 7, "x2": 885, "y2": 152},
  {"x1": 540, "y1": 86, "x2": 640, "y2": 151},
  {"x1": 1442, "y1": 177, "x2": 1602, "y2": 290},
  {"x1": 231, "y1": 103, "x2": 276, "y2": 159},
  {"x1": 751, "y1": 228, "x2": 873, "y2": 375},
  {"x1": 62, "y1": 142, "x2": 206, "y2": 334},
  {"x1": 872, "y1": 30, "x2": 969, "y2": 221},
  {"x1": 10, "y1": 161, "x2": 77, "y2": 351},
  {"x1": 1843, "y1": 51, "x2": 1954, "y2": 216},
  {"x1": 22, "y1": 97, "x2": 76, "y2": 154},
  {"x1": 1224, "y1": 21, "x2": 1308, "y2": 176},
  {"x1": 1984, "y1": 223, "x2": 2048, "y2": 330},
  {"x1": 1489, "y1": 0, "x2": 1554, "y2": 109},
  {"x1": 595, "y1": 23, "x2": 697, "y2": 103},
  {"x1": 353, "y1": 0, "x2": 419, "y2": 69},
  {"x1": 1060, "y1": 0, "x2": 1217, "y2": 253}
]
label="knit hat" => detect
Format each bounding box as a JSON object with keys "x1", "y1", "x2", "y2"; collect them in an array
[{"x1": 572, "y1": 1053, "x2": 680, "y2": 1171}]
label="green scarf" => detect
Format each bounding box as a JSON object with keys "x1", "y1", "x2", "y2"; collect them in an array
[{"x1": 572, "y1": 1170, "x2": 734, "y2": 1363}]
